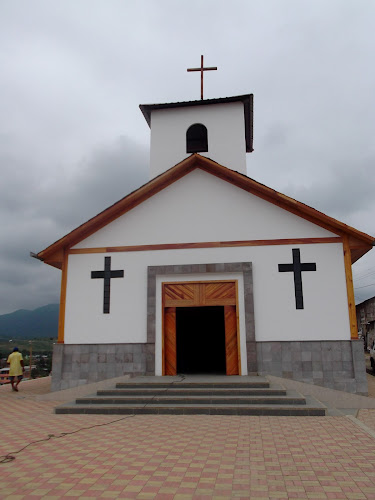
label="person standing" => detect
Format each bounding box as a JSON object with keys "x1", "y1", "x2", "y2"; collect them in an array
[{"x1": 7, "y1": 347, "x2": 25, "y2": 392}]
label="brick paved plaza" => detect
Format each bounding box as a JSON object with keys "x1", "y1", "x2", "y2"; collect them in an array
[{"x1": 1, "y1": 377, "x2": 375, "y2": 499}]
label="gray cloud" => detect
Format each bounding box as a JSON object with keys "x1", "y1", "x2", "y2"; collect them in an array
[
  {"x1": 0, "y1": 134, "x2": 148, "y2": 314},
  {"x1": 1, "y1": 0, "x2": 375, "y2": 313},
  {"x1": 283, "y1": 159, "x2": 375, "y2": 222}
]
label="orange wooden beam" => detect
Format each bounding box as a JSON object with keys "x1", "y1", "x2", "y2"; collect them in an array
[
  {"x1": 343, "y1": 236, "x2": 358, "y2": 340},
  {"x1": 57, "y1": 251, "x2": 68, "y2": 344},
  {"x1": 68, "y1": 237, "x2": 343, "y2": 256}
]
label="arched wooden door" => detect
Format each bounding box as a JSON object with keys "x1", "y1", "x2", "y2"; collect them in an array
[{"x1": 162, "y1": 281, "x2": 240, "y2": 375}]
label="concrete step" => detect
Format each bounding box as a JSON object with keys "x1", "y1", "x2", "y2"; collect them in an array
[
  {"x1": 115, "y1": 381, "x2": 271, "y2": 389},
  {"x1": 98, "y1": 387, "x2": 287, "y2": 397},
  {"x1": 55, "y1": 396, "x2": 325, "y2": 416},
  {"x1": 53, "y1": 376, "x2": 326, "y2": 416},
  {"x1": 76, "y1": 394, "x2": 305, "y2": 406},
  {"x1": 114, "y1": 376, "x2": 269, "y2": 389}
]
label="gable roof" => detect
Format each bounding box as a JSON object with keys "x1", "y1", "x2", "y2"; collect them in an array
[
  {"x1": 140, "y1": 94, "x2": 253, "y2": 152},
  {"x1": 35, "y1": 154, "x2": 374, "y2": 269}
]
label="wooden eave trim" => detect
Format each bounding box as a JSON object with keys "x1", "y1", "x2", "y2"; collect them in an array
[
  {"x1": 350, "y1": 245, "x2": 373, "y2": 264},
  {"x1": 68, "y1": 237, "x2": 343, "y2": 256},
  {"x1": 42, "y1": 249, "x2": 64, "y2": 269},
  {"x1": 45, "y1": 261, "x2": 62, "y2": 270},
  {"x1": 37, "y1": 153, "x2": 374, "y2": 265},
  {"x1": 46, "y1": 237, "x2": 370, "y2": 268}
]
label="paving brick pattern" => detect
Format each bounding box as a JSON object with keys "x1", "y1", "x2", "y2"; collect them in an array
[
  {"x1": 357, "y1": 409, "x2": 375, "y2": 432},
  {"x1": 1, "y1": 378, "x2": 375, "y2": 499}
]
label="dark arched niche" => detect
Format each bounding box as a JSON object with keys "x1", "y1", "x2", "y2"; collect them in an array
[{"x1": 186, "y1": 123, "x2": 208, "y2": 153}]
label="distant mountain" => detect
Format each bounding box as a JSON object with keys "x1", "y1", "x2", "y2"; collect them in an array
[{"x1": 0, "y1": 304, "x2": 59, "y2": 339}]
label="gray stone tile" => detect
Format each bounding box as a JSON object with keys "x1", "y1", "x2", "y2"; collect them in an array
[
  {"x1": 304, "y1": 341, "x2": 316, "y2": 351},
  {"x1": 293, "y1": 360, "x2": 303, "y2": 372},
  {"x1": 332, "y1": 361, "x2": 343, "y2": 371},
  {"x1": 64, "y1": 345, "x2": 74, "y2": 355},
  {"x1": 79, "y1": 345, "x2": 90, "y2": 354},
  {"x1": 292, "y1": 351, "x2": 301, "y2": 362},
  {"x1": 311, "y1": 351, "x2": 322, "y2": 362},
  {"x1": 323, "y1": 371, "x2": 333, "y2": 381},
  {"x1": 302, "y1": 361, "x2": 312, "y2": 372},
  {"x1": 271, "y1": 344, "x2": 281, "y2": 354},
  {"x1": 312, "y1": 361, "x2": 322, "y2": 371},
  {"x1": 291, "y1": 342, "x2": 301, "y2": 352},
  {"x1": 310, "y1": 342, "x2": 322, "y2": 352},
  {"x1": 322, "y1": 350, "x2": 332, "y2": 362},
  {"x1": 270, "y1": 363, "x2": 282, "y2": 376},
  {"x1": 281, "y1": 351, "x2": 292, "y2": 363},
  {"x1": 326, "y1": 341, "x2": 337, "y2": 350},
  {"x1": 64, "y1": 354, "x2": 73, "y2": 366},
  {"x1": 342, "y1": 350, "x2": 352, "y2": 362},
  {"x1": 332, "y1": 350, "x2": 343, "y2": 361},
  {"x1": 301, "y1": 351, "x2": 312, "y2": 362},
  {"x1": 133, "y1": 353, "x2": 143, "y2": 363}
]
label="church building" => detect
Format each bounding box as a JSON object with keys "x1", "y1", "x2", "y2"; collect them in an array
[{"x1": 36, "y1": 90, "x2": 373, "y2": 395}]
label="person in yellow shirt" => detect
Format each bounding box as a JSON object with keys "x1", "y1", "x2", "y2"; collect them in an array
[{"x1": 7, "y1": 347, "x2": 25, "y2": 392}]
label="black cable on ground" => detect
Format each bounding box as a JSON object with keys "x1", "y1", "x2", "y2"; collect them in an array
[
  {"x1": 0, "y1": 414, "x2": 136, "y2": 464},
  {"x1": 0, "y1": 374, "x2": 186, "y2": 464}
]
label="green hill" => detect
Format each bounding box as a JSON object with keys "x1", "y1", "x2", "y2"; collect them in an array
[{"x1": 0, "y1": 304, "x2": 59, "y2": 339}]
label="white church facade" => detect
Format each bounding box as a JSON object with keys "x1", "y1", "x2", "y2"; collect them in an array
[{"x1": 36, "y1": 94, "x2": 373, "y2": 394}]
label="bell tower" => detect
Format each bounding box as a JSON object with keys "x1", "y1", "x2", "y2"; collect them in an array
[{"x1": 140, "y1": 94, "x2": 253, "y2": 179}]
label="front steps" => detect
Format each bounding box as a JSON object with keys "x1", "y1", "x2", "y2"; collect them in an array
[{"x1": 55, "y1": 376, "x2": 326, "y2": 416}]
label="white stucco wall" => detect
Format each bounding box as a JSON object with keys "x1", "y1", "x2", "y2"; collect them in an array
[
  {"x1": 64, "y1": 169, "x2": 350, "y2": 373},
  {"x1": 72, "y1": 170, "x2": 334, "y2": 250},
  {"x1": 149, "y1": 102, "x2": 247, "y2": 178},
  {"x1": 64, "y1": 243, "x2": 350, "y2": 353}
]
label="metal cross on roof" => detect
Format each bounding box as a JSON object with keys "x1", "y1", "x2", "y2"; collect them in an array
[{"x1": 187, "y1": 55, "x2": 217, "y2": 100}]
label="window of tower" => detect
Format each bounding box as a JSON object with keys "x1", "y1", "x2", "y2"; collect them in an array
[{"x1": 186, "y1": 123, "x2": 208, "y2": 153}]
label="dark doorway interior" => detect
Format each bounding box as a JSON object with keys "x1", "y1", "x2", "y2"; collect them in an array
[{"x1": 176, "y1": 306, "x2": 226, "y2": 374}]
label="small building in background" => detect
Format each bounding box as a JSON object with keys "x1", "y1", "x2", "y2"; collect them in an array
[{"x1": 356, "y1": 296, "x2": 375, "y2": 350}]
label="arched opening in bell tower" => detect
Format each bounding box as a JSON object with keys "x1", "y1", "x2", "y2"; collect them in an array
[{"x1": 186, "y1": 123, "x2": 208, "y2": 153}]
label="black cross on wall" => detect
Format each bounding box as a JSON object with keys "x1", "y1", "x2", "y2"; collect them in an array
[
  {"x1": 91, "y1": 256, "x2": 124, "y2": 314},
  {"x1": 278, "y1": 248, "x2": 317, "y2": 309}
]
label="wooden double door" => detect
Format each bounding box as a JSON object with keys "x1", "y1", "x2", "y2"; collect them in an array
[{"x1": 162, "y1": 281, "x2": 240, "y2": 376}]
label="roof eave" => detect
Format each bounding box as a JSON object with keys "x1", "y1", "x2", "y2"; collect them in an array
[
  {"x1": 35, "y1": 153, "x2": 374, "y2": 267},
  {"x1": 36, "y1": 154, "x2": 200, "y2": 264}
]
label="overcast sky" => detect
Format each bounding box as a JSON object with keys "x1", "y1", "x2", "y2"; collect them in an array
[{"x1": 1, "y1": 0, "x2": 375, "y2": 315}]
